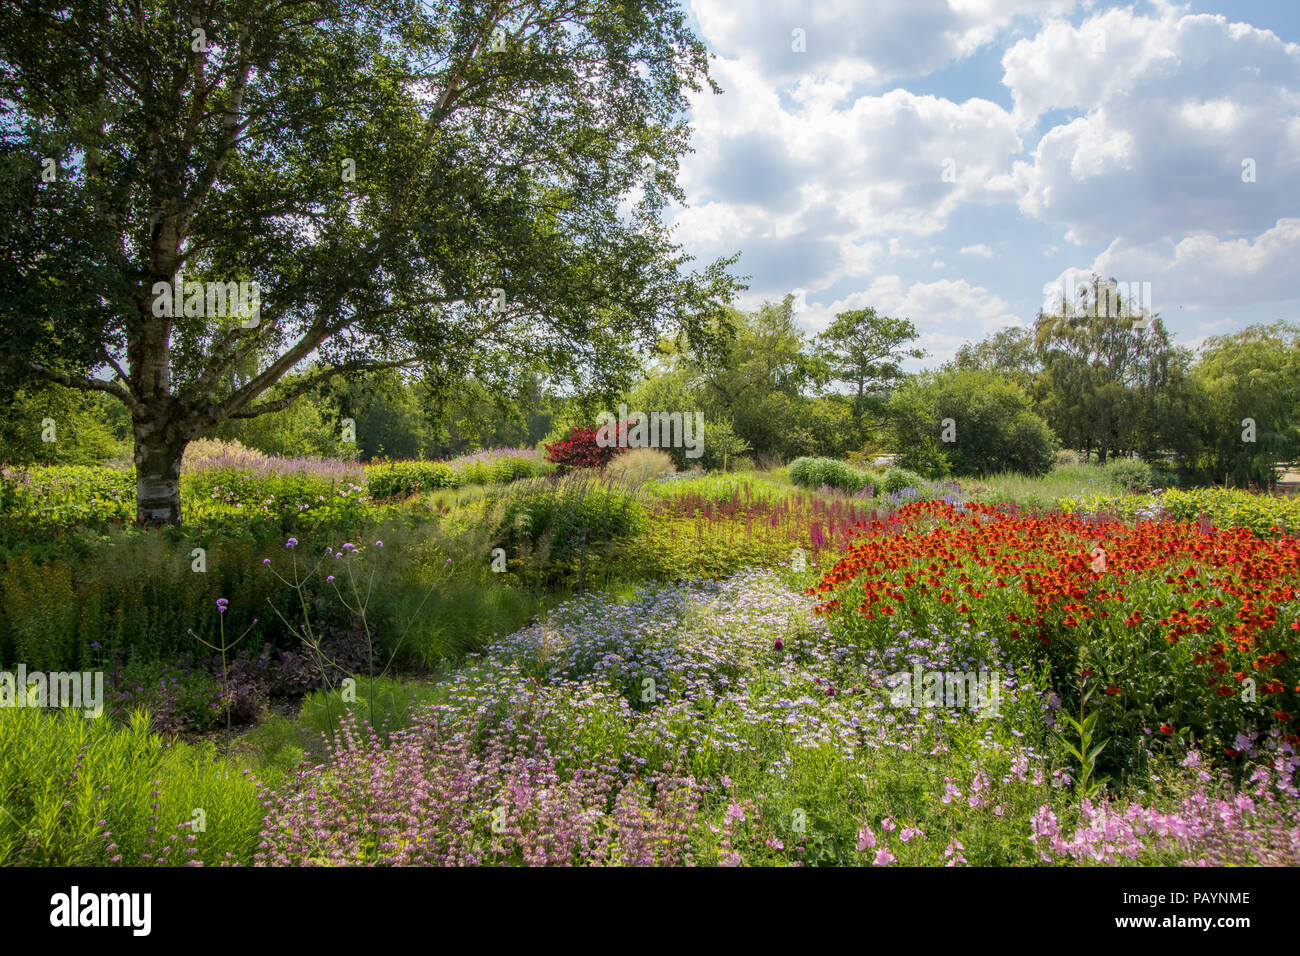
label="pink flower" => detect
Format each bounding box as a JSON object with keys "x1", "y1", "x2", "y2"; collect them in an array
[
  {"x1": 857, "y1": 825, "x2": 877, "y2": 850},
  {"x1": 873, "y1": 847, "x2": 895, "y2": 865}
]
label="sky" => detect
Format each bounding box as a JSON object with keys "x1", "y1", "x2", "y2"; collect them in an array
[{"x1": 664, "y1": 0, "x2": 1300, "y2": 368}]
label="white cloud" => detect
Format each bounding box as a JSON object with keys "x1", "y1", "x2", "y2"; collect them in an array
[
  {"x1": 1089, "y1": 219, "x2": 1300, "y2": 310},
  {"x1": 691, "y1": 0, "x2": 1080, "y2": 89},
  {"x1": 677, "y1": 53, "x2": 1024, "y2": 301},
  {"x1": 665, "y1": 2, "x2": 1300, "y2": 358},
  {"x1": 797, "y1": 276, "x2": 1020, "y2": 363},
  {"x1": 1006, "y1": 8, "x2": 1300, "y2": 244}
]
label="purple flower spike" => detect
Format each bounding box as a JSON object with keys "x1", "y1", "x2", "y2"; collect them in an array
[
  {"x1": 262, "y1": 558, "x2": 271, "y2": 565},
  {"x1": 286, "y1": 537, "x2": 298, "y2": 548},
  {"x1": 374, "y1": 540, "x2": 383, "y2": 548},
  {"x1": 327, "y1": 575, "x2": 335, "y2": 583}
]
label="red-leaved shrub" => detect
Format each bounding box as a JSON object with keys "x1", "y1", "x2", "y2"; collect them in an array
[{"x1": 544, "y1": 420, "x2": 638, "y2": 473}]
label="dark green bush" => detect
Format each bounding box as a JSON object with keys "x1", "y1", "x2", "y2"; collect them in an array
[{"x1": 366, "y1": 460, "x2": 458, "y2": 498}]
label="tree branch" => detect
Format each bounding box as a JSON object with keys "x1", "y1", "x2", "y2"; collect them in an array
[
  {"x1": 221, "y1": 357, "x2": 418, "y2": 420},
  {"x1": 25, "y1": 363, "x2": 145, "y2": 416}
]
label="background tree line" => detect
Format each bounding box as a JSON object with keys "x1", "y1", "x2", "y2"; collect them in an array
[{"x1": 5, "y1": 274, "x2": 1298, "y2": 487}]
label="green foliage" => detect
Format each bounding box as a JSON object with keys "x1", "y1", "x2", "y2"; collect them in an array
[
  {"x1": 0, "y1": 535, "x2": 309, "y2": 671},
  {"x1": 642, "y1": 471, "x2": 787, "y2": 506},
  {"x1": 0, "y1": 708, "x2": 262, "y2": 866},
  {"x1": 880, "y1": 467, "x2": 926, "y2": 494},
  {"x1": 0, "y1": 386, "x2": 127, "y2": 465},
  {"x1": 209, "y1": 388, "x2": 340, "y2": 460},
  {"x1": 815, "y1": 306, "x2": 925, "y2": 445},
  {"x1": 952, "y1": 326, "x2": 1039, "y2": 391},
  {"x1": 635, "y1": 297, "x2": 833, "y2": 465},
  {"x1": 699, "y1": 419, "x2": 751, "y2": 471},
  {"x1": 1103, "y1": 458, "x2": 1153, "y2": 492},
  {"x1": 494, "y1": 475, "x2": 650, "y2": 587},
  {"x1": 964, "y1": 463, "x2": 1130, "y2": 511},
  {"x1": 367, "y1": 451, "x2": 552, "y2": 499},
  {"x1": 297, "y1": 677, "x2": 444, "y2": 741},
  {"x1": 788, "y1": 457, "x2": 872, "y2": 493},
  {"x1": 183, "y1": 467, "x2": 374, "y2": 531},
  {"x1": 894, "y1": 437, "x2": 952, "y2": 480},
  {"x1": 366, "y1": 461, "x2": 458, "y2": 499},
  {"x1": 1033, "y1": 279, "x2": 1193, "y2": 463},
  {"x1": 888, "y1": 368, "x2": 1058, "y2": 477},
  {"x1": 1059, "y1": 487, "x2": 1300, "y2": 537},
  {"x1": 1188, "y1": 322, "x2": 1300, "y2": 486}
]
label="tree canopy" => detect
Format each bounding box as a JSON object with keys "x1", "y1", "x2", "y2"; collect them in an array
[{"x1": 0, "y1": 0, "x2": 738, "y2": 522}]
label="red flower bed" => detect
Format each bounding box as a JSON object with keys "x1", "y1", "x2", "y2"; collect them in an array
[{"x1": 809, "y1": 500, "x2": 1300, "y2": 750}]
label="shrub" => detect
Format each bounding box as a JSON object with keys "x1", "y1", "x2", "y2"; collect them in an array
[
  {"x1": 543, "y1": 424, "x2": 625, "y2": 473},
  {"x1": 788, "y1": 457, "x2": 870, "y2": 493},
  {"x1": 895, "y1": 437, "x2": 953, "y2": 480},
  {"x1": 880, "y1": 467, "x2": 926, "y2": 495},
  {"x1": 494, "y1": 475, "x2": 649, "y2": 587},
  {"x1": 1103, "y1": 458, "x2": 1153, "y2": 492},
  {"x1": 606, "y1": 447, "x2": 675, "y2": 485},
  {"x1": 888, "y1": 369, "x2": 1058, "y2": 476},
  {"x1": 365, "y1": 460, "x2": 457, "y2": 498},
  {"x1": 449, "y1": 448, "x2": 552, "y2": 486},
  {"x1": 365, "y1": 449, "x2": 550, "y2": 498}
]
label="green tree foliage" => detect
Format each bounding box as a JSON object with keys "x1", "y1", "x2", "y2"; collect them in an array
[
  {"x1": 952, "y1": 327, "x2": 1039, "y2": 391},
  {"x1": 1189, "y1": 322, "x2": 1300, "y2": 487},
  {"x1": 0, "y1": 0, "x2": 738, "y2": 523},
  {"x1": 1031, "y1": 274, "x2": 1192, "y2": 464},
  {"x1": 888, "y1": 368, "x2": 1058, "y2": 477},
  {"x1": 0, "y1": 385, "x2": 127, "y2": 465},
  {"x1": 682, "y1": 295, "x2": 829, "y2": 462},
  {"x1": 815, "y1": 306, "x2": 924, "y2": 442}
]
